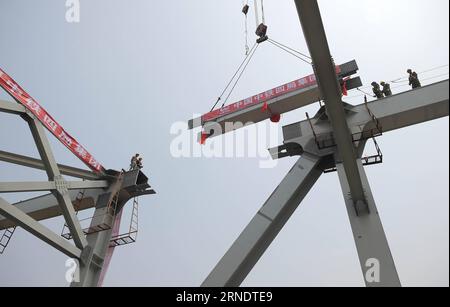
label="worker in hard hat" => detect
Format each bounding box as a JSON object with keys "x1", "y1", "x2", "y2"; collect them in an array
[
  {"x1": 407, "y1": 69, "x2": 421, "y2": 89},
  {"x1": 380, "y1": 81, "x2": 392, "y2": 97},
  {"x1": 371, "y1": 82, "x2": 383, "y2": 99}
]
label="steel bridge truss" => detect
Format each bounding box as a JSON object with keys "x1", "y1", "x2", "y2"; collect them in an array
[{"x1": 0, "y1": 98, "x2": 156, "y2": 287}]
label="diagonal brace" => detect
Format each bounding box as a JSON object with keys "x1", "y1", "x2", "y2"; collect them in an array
[
  {"x1": 202, "y1": 153, "x2": 324, "y2": 287},
  {"x1": 0, "y1": 197, "x2": 81, "y2": 259},
  {"x1": 27, "y1": 117, "x2": 88, "y2": 249}
]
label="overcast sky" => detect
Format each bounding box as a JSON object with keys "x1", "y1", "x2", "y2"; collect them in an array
[{"x1": 0, "y1": 0, "x2": 448, "y2": 287}]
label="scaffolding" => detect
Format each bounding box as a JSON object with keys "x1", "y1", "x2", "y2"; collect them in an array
[{"x1": 61, "y1": 191, "x2": 120, "y2": 240}]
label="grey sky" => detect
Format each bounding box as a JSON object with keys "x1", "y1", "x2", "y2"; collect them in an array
[{"x1": 0, "y1": 0, "x2": 448, "y2": 287}]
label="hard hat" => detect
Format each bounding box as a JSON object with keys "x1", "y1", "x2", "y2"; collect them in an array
[
  {"x1": 371, "y1": 81, "x2": 377, "y2": 86},
  {"x1": 380, "y1": 81, "x2": 385, "y2": 85}
]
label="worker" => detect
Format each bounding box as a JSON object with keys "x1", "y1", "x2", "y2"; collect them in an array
[
  {"x1": 137, "y1": 157, "x2": 143, "y2": 170},
  {"x1": 242, "y1": 4, "x2": 249, "y2": 15},
  {"x1": 407, "y1": 69, "x2": 421, "y2": 89},
  {"x1": 136, "y1": 157, "x2": 144, "y2": 169},
  {"x1": 380, "y1": 81, "x2": 392, "y2": 97},
  {"x1": 130, "y1": 154, "x2": 140, "y2": 171},
  {"x1": 371, "y1": 82, "x2": 383, "y2": 99}
]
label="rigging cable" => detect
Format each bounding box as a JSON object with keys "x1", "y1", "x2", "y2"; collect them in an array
[
  {"x1": 268, "y1": 39, "x2": 312, "y2": 65},
  {"x1": 210, "y1": 42, "x2": 257, "y2": 112},
  {"x1": 391, "y1": 64, "x2": 449, "y2": 83},
  {"x1": 357, "y1": 64, "x2": 449, "y2": 89},
  {"x1": 345, "y1": 72, "x2": 449, "y2": 100},
  {"x1": 261, "y1": 0, "x2": 266, "y2": 24},
  {"x1": 268, "y1": 38, "x2": 311, "y2": 60},
  {"x1": 222, "y1": 43, "x2": 260, "y2": 107},
  {"x1": 254, "y1": 0, "x2": 260, "y2": 28}
]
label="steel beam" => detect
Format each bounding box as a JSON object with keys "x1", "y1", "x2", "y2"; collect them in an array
[
  {"x1": 0, "y1": 99, "x2": 25, "y2": 115},
  {"x1": 294, "y1": 0, "x2": 367, "y2": 210},
  {"x1": 336, "y1": 160, "x2": 401, "y2": 287},
  {"x1": 0, "y1": 150, "x2": 102, "y2": 180},
  {"x1": 0, "y1": 197, "x2": 82, "y2": 259},
  {"x1": 202, "y1": 153, "x2": 324, "y2": 287},
  {"x1": 0, "y1": 180, "x2": 109, "y2": 193},
  {"x1": 27, "y1": 117, "x2": 88, "y2": 249},
  {"x1": 279, "y1": 80, "x2": 449, "y2": 152},
  {"x1": 0, "y1": 188, "x2": 101, "y2": 230}
]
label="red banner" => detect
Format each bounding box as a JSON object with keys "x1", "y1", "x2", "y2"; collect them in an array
[
  {"x1": 0, "y1": 68, "x2": 105, "y2": 173},
  {"x1": 202, "y1": 66, "x2": 342, "y2": 123}
]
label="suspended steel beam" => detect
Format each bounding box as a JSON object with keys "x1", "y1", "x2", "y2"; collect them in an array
[
  {"x1": 0, "y1": 180, "x2": 109, "y2": 193},
  {"x1": 0, "y1": 197, "x2": 82, "y2": 259}
]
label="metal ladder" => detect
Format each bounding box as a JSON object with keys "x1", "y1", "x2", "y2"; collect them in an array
[
  {"x1": 0, "y1": 227, "x2": 17, "y2": 254},
  {"x1": 109, "y1": 197, "x2": 139, "y2": 247}
]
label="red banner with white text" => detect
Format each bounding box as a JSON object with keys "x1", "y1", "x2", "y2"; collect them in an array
[{"x1": 0, "y1": 68, "x2": 105, "y2": 173}]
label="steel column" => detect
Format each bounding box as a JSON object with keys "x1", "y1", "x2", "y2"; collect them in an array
[
  {"x1": 336, "y1": 160, "x2": 401, "y2": 287},
  {"x1": 294, "y1": 0, "x2": 367, "y2": 211}
]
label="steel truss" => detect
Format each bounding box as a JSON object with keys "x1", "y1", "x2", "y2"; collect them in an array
[{"x1": 0, "y1": 99, "x2": 155, "y2": 287}]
